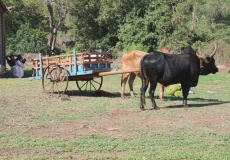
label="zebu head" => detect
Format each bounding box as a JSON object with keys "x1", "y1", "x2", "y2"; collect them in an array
[{"x1": 196, "y1": 43, "x2": 219, "y2": 75}]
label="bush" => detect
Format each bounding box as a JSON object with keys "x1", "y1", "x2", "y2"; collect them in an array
[
  {"x1": 123, "y1": 43, "x2": 149, "y2": 52},
  {"x1": 6, "y1": 24, "x2": 49, "y2": 55}
]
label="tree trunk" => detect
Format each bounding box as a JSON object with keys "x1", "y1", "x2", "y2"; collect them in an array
[
  {"x1": 51, "y1": 28, "x2": 57, "y2": 51},
  {"x1": 46, "y1": 0, "x2": 68, "y2": 52}
]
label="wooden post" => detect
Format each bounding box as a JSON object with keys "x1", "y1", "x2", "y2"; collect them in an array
[
  {"x1": 39, "y1": 53, "x2": 42, "y2": 76},
  {"x1": 74, "y1": 49, "x2": 77, "y2": 74}
]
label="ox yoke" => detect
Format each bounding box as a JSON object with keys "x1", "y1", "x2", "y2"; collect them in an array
[{"x1": 142, "y1": 52, "x2": 200, "y2": 87}]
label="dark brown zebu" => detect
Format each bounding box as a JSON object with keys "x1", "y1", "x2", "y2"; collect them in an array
[{"x1": 139, "y1": 44, "x2": 218, "y2": 110}]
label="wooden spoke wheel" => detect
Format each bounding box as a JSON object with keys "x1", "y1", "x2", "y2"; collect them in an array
[
  {"x1": 76, "y1": 76, "x2": 103, "y2": 95},
  {"x1": 42, "y1": 65, "x2": 69, "y2": 96}
]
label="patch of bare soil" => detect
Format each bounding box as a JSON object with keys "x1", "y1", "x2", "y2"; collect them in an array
[{"x1": 27, "y1": 106, "x2": 229, "y2": 139}]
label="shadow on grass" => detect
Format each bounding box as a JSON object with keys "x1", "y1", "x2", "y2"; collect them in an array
[
  {"x1": 158, "y1": 96, "x2": 230, "y2": 109},
  {"x1": 65, "y1": 90, "x2": 122, "y2": 98},
  {"x1": 0, "y1": 69, "x2": 33, "y2": 78},
  {"x1": 64, "y1": 91, "x2": 230, "y2": 108}
]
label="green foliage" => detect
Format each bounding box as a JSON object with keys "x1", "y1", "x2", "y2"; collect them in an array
[
  {"x1": 16, "y1": 24, "x2": 48, "y2": 54},
  {"x1": 123, "y1": 42, "x2": 148, "y2": 52},
  {"x1": 4, "y1": 0, "x2": 49, "y2": 55},
  {"x1": 2, "y1": 0, "x2": 230, "y2": 62},
  {"x1": 117, "y1": 1, "x2": 174, "y2": 52},
  {"x1": 168, "y1": 0, "x2": 230, "y2": 52}
]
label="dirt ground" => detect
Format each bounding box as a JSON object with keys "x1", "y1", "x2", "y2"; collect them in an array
[{"x1": 25, "y1": 107, "x2": 229, "y2": 139}]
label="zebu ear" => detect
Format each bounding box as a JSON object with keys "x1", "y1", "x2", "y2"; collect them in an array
[
  {"x1": 180, "y1": 47, "x2": 185, "y2": 54},
  {"x1": 196, "y1": 45, "x2": 209, "y2": 63}
]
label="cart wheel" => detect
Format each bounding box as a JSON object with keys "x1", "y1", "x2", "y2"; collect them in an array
[
  {"x1": 76, "y1": 76, "x2": 103, "y2": 95},
  {"x1": 42, "y1": 65, "x2": 69, "y2": 97}
]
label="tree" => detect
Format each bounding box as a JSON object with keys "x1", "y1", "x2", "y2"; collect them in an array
[
  {"x1": 69, "y1": 0, "x2": 148, "y2": 51},
  {"x1": 46, "y1": 0, "x2": 68, "y2": 52},
  {"x1": 69, "y1": 0, "x2": 101, "y2": 51},
  {"x1": 4, "y1": 0, "x2": 49, "y2": 54},
  {"x1": 117, "y1": 0, "x2": 173, "y2": 52},
  {"x1": 9, "y1": 0, "x2": 70, "y2": 53},
  {"x1": 97, "y1": 0, "x2": 149, "y2": 50},
  {"x1": 3, "y1": 0, "x2": 230, "y2": 63},
  {"x1": 169, "y1": 0, "x2": 230, "y2": 50}
]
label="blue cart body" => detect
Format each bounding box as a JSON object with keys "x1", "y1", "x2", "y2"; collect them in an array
[{"x1": 28, "y1": 49, "x2": 113, "y2": 81}]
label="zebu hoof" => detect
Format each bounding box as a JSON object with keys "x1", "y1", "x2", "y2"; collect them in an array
[
  {"x1": 184, "y1": 105, "x2": 189, "y2": 110},
  {"x1": 130, "y1": 92, "x2": 135, "y2": 98},
  {"x1": 140, "y1": 106, "x2": 145, "y2": 111},
  {"x1": 149, "y1": 106, "x2": 160, "y2": 110}
]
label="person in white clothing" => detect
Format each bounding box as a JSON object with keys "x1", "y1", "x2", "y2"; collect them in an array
[{"x1": 11, "y1": 55, "x2": 26, "y2": 78}]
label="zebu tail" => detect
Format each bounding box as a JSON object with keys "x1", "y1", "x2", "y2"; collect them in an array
[
  {"x1": 140, "y1": 55, "x2": 148, "y2": 105},
  {"x1": 121, "y1": 73, "x2": 123, "y2": 87}
]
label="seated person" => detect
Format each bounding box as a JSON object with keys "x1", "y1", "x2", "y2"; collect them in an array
[
  {"x1": 12, "y1": 55, "x2": 27, "y2": 78},
  {"x1": 6, "y1": 54, "x2": 26, "y2": 78},
  {"x1": 6, "y1": 55, "x2": 16, "y2": 67}
]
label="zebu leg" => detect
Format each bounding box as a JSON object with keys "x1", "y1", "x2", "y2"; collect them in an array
[
  {"x1": 140, "y1": 79, "x2": 149, "y2": 110},
  {"x1": 159, "y1": 84, "x2": 165, "y2": 101},
  {"x1": 121, "y1": 73, "x2": 129, "y2": 98},
  {"x1": 129, "y1": 73, "x2": 136, "y2": 97},
  {"x1": 149, "y1": 82, "x2": 159, "y2": 110},
  {"x1": 181, "y1": 84, "x2": 190, "y2": 108}
]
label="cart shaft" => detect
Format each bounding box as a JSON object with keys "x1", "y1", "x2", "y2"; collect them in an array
[{"x1": 99, "y1": 68, "x2": 139, "y2": 76}]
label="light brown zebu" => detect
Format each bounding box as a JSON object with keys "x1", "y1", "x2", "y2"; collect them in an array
[{"x1": 121, "y1": 47, "x2": 171, "y2": 99}]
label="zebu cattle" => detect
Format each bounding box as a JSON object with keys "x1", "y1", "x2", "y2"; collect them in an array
[
  {"x1": 121, "y1": 48, "x2": 171, "y2": 99},
  {"x1": 158, "y1": 46, "x2": 171, "y2": 100},
  {"x1": 121, "y1": 50, "x2": 148, "y2": 98},
  {"x1": 139, "y1": 44, "x2": 218, "y2": 110}
]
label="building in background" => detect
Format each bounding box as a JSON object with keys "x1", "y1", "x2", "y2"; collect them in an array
[{"x1": 0, "y1": 0, "x2": 7, "y2": 74}]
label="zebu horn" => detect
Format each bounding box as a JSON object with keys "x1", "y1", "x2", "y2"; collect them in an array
[
  {"x1": 196, "y1": 46, "x2": 209, "y2": 63},
  {"x1": 198, "y1": 45, "x2": 201, "y2": 52},
  {"x1": 210, "y1": 42, "x2": 218, "y2": 58}
]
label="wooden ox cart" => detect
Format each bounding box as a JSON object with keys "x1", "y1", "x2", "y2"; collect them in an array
[{"x1": 29, "y1": 49, "x2": 139, "y2": 96}]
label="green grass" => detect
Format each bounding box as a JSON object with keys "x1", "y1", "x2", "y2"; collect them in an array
[
  {"x1": 1, "y1": 131, "x2": 229, "y2": 159},
  {"x1": 0, "y1": 72, "x2": 229, "y2": 159}
]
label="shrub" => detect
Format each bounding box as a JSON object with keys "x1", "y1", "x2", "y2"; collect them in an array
[
  {"x1": 123, "y1": 43, "x2": 148, "y2": 52},
  {"x1": 6, "y1": 24, "x2": 49, "y2": 55}
]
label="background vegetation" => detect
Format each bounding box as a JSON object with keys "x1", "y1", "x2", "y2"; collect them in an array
[{"x1": 3, "y1": 0, "x2": 230, "y2": 65}]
